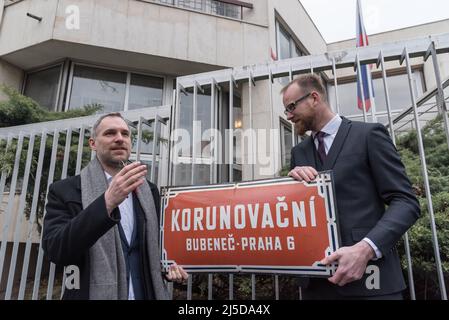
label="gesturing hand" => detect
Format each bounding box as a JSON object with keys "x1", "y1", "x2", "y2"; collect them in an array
[{"x1": 104, "y1": 161, "x2": 147, "y2": 214}]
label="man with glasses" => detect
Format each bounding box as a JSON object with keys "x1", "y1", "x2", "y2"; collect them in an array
[
  {"x1": 43, "y1": 113, "x2": 188, "y2": 299},
  {"x1": 281, "y1": 74, "x2": 420, "y2": 299}
]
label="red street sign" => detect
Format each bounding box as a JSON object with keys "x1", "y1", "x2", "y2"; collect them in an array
[{"x1": 160, "y1": 172, "x2": 340, "y2": 276}]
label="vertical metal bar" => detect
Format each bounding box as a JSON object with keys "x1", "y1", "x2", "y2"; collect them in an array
[
  {"x1": 208, "y1": 273, "x2": 213, "y2": 300},
  {"x1": 427, "y1": 41, "x2": 449, "y2": 150},
  {"x1": 18, "y1": 131, "x2": 47, "y2": 300},
  {"x1": 5, "y1": 134, "x2": 36, "y2": 299},
  {"x1": 268, "y1": 69, "x2": 275, "y2": 178},
  {"x1": 0, "y1": 136, "x2": 13, "y2": 213},
  {"x1": 32, "y1": 130, "x2": 60, "y2": 300},
  {"x1": 136, "y1": 117, "x2": 143, "y2": 162},
  {"x1": 248, "y1": 72, "x2": 254, "y2": 180},
  {"x1": 332, "y1": 57, "x2": 341, "y2": 114},
  {"x1": 355, "y1": 54, "x2": 368, "y2": 123},
  {"x1": 191, "y1": 84, "x2": 198, "y2": 185},
  {"x1": 403, "y1": 48, "x2": 447, "y2": 300},
  {"x1": 228, "y1": 273, "x2": 234, "y2": 300},
  {"x1": 289, "y1": 66, "x2": 295, "y2": 147},
  {"x1": 275, "y1": 275, "x2": 279, "y2": 300},
  {"x1": 250, "y1": 275, "x2": 256, "y2": 301},
  {"x1": 229, "y1": 78, "x2": 234, "y2": 183},
  {"x1": 0, "y1": 134, "x2": 24, "y2": 285},
  {"x1": 378, "y1": 51, "x2": 395, "y2": 140},
  {"x1": 378, "y1": 50, "x2": 416, "y2": 300},
  {"x1": 187, "y1": 275, "x2": 192, "y2": 300},
  {"x1": 210, "y1": 81, "x2": 215, "y2": 184},
  {"x1": 168, "y1": 87, "x2": 179, "y2": 186},
  {"x1": 124, "y1": 72, "x2": 131, "y2": 111},
  {"x1": 167, "y1": 281, "x2": 173, "y2": 300},
  {"x1": 61, "y1": 128, "x2": 72, "y2": 180},
  {"x1": 151, "y1": 118, "x2": 160, "y2": 183},
  {"x1": 75, "y1": 126, "x2": 85, "y2": 175}
]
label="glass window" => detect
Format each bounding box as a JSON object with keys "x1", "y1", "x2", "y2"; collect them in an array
[
  {"x1": 128, "y1": 73, "x2": 163, "y2": 110},
  {"x1": 24, "y1": 66, "x2": 61, "y2": 110},
  {"x1": 278, "y1": 25, "x2": 291, "y2": 60},
  {"x1": 277, "y1": 23, "x2": 306, "y2": 60},
  {"x1": 195, "y1": 88, "x2": 212, "y2": 159},
  {"x1": 68, "y1": 65, "x2": 127, "y2": 112}
]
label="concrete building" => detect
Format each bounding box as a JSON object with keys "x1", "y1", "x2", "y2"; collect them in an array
[{"x1": 1, "y1": 0, "x2": 448, "y2": 185}]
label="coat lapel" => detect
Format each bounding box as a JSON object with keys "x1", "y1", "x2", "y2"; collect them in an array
[
  {"x1": 303, "y1": 136, "x2": 317, "y2": 167},
  {"x1": 323, "y1": 117, "x2": 352, "y2": 170}
]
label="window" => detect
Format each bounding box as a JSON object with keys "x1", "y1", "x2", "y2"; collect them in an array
[
  {"x1": 67, "y1": 65, "x2": 164, "y2": 112},
  {"x1": 280, "y1": 119, "x2": 293, "y2": 168},
  {"x1": 68, "y1": 65, "x2": 127, "y2": 112},
  {"x1": 24, "y1": 65, "x2": 62, "y2": 110},
  {"x1": 174, "y1": 86, "x2": 214, "y2": 185},
  {"x1": 157, "y1": 0, "x2": 242, "y2": 20},
  {"x1": 276, "y1": 22, "x2": 306, "y2": 60},
  {"x1": 128, "y1": 73, "x2": 163, "y2": 110}
]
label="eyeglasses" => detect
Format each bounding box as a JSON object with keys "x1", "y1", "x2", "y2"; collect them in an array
[{"x1": 284, "y1": 92, "x2": 311, "y2": 115}]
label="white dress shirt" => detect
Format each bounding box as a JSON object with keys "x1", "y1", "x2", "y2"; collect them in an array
[
  {"x1": 311, "y1": 115, "x2": 382, "y2": 260},
  {"x1": 105, "y1": 172, "x2": 136, "y2": 300}
]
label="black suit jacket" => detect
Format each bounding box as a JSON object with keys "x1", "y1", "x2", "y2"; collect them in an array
[
  {"x1": 42, "y1": 175, "x2": 161, "y2": 300},
  {"x1": 291, "y1": 117, "x2": 420, "y2": 297}
]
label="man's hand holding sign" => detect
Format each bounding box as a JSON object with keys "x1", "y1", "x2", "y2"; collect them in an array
[{"x1": 289, "y1": 166, "x2": 376, "y2": 287}]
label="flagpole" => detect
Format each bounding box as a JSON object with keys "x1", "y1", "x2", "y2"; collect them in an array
[{"x1": 357, "y1": 0, "x2": 377, "y2": 122}]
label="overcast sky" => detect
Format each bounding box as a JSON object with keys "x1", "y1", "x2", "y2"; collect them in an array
[{"x1": 299, "y1": 0, "x2": 449, "y2": 43}]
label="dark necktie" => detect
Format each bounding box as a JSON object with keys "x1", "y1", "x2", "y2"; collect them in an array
[{"x1": 316, "y1": 131, "x2": 327, "y2": 164}]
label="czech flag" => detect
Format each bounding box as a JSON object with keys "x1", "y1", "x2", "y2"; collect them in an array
[{"x1": 356, "y1": 0, "x2": 375, "y2": 112}]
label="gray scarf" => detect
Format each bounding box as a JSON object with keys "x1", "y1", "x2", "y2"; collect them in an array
[{"x1": 80, "y1": 157, "x2": 169, "y2": 300}]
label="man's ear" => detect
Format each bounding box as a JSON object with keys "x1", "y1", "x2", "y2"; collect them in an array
[{"x1": 88, "y1": 137, "x2": 96, "y2": 151}]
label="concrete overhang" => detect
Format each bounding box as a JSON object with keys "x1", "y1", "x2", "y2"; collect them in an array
[{"x1": 0, "y1": 39, "x2": 226, "y2": 75}]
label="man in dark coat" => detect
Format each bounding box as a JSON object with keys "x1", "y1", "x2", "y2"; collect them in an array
[
  {"x1": 43, "y1": 112, "x2": 187, "y2": 300},
  {"x1": 282, "y1": 74, "x2": 420, "y2": 299}
]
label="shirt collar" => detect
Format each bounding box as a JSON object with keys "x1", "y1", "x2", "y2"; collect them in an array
[
  {"x1": 104, "y1": 171, "x2": 112, "y2": 183},
  {"x1": 312, "y1": 114, "x2": 342, "y2": 138}
]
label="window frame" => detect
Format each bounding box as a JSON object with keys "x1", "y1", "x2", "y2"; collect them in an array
[
  {"x1": 64, "y1": 61, "x2": 166, "y2": 112},
  {"x1": 22, "y1": 62, "x2": 65, "y2": 111}
]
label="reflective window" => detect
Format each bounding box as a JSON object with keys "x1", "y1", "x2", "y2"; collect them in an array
[
  {"x1": 68, "y1": 65, "x2": 164, "y2": 113},
  {"x1": 68, "y1": 65, "x2": 126, "y2": 112},
  {"x1": 277, "y1": 23, "x2": 306, "y2": 60},
  {"x1": 24, "y1": 66, "x2": 61, "y2": 110},
  {"x1": 128, "y1": 73, "x2": 163, "y2": 110}
]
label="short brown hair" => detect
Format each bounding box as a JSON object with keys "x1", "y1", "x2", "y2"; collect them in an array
[
  {"x1": 91, "y1": 112, "x2": 129, "y2": 139},
  {"x1": 281, "y1": 74, "x2": 327, "y2": 101}
]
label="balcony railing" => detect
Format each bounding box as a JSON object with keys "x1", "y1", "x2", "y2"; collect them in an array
[{"x1": 153, "y1": 0, "x2": 253, "y2": 20}]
